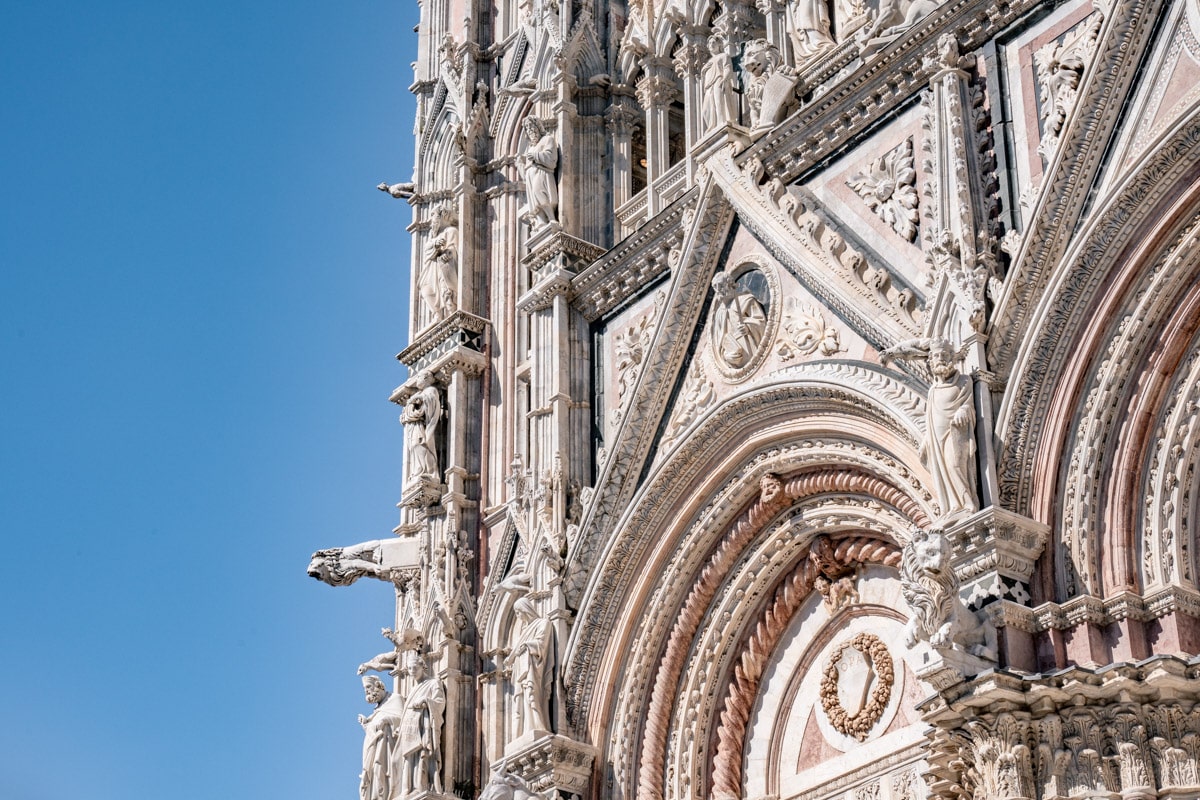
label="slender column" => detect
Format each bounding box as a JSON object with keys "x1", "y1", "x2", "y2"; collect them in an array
[
  {"x1": 635, "y1": 58, "x2": 678, "y2": 217},
  {"x1": 673, "y1": 27, "x2": 707, "y2": 182}
]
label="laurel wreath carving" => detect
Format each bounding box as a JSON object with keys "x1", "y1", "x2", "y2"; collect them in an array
[{"x1": 819, "y1": 632, "x2": 894, "y2": 741}]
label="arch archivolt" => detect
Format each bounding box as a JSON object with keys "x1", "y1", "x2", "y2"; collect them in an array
[
  {"x1": 1143, "y1": 326, "x2": 1200, "y2": 591},
  {"x1": 1046, "y1": 209, "x2": 1200, "y2": 599},
  {"x1": 670, "y1": 515, "x2": 905, "y2": 800},
  {"x1": 567, "y1": 375, "x2": 931, "y2": 734},
  {"x1": 589, "y1": 425, "x2": 932, "y2": 800}
]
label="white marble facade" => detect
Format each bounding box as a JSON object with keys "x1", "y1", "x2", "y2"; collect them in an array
[{"x1": 308, "y1": 0, "x2": 1200, "y2": 797}]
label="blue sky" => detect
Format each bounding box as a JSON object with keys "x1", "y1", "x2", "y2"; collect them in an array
[{"x1": 1, "y1": 3, "x2": 422, "y2": 797}]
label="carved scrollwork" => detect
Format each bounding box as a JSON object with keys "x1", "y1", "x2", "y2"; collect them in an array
[{"x1": 819, "y1": 632, "x2": 895, "y2": 741}]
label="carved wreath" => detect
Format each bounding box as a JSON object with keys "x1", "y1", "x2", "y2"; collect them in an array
[{"x1": 819, "y1": 632, "x2": 895, "y2": 741}]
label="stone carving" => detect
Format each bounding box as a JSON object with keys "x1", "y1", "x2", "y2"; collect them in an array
[
  {"x1": 1035, "y1": 13, "x2": 1103, "y2": 162},
  {"x1": 847, "y1": 137, "x2": 919, "y2": 242},
  {"x1": 900, "y1": 527, "x2": 993, "y2": 657},
  {"x1": 401, "y1": 370, "x2": 444, "y2": 507},
  {"x1": 420, "y1": 205, "x2": 458, "y2": 325},
  {"x1": 499, "y1": 573, "x2": 556, "y2": 737},
  {"x1": 307, "y1": 539, "x2": 418, "y2": 587},
  {"x1": 357, "y1": 628, "x2": 414, "y2": 676},
  {"x1": 701, "y1": 36, "x2": 738, "y2": 133},
  {"x1": 359, "y1": 674, "x2": 405, "y2": 800},
  {"x1": 659, "y1": 359, "x2": 715, "y2": 453},
  {"x1": 611, "y1": 295, "x2": 663, "y2": 428},
  {"x1": 859, "y1": 0, "x2": 941, "y2": 46},
  {"x1": 742, "y1": 40, "x2": 795, "y2": 131},
  {"x1": 881, "y1": 338, "x2": 978, "y2": 521},
  {"x1": 776, "y1": 298, "x2": 843, "y2": 360},
  {"x1": 479, "y1": 766, "x2": 548, "y2": 800},
  {"x1": 787, "y1": 0, "x2": 836, "y2": 61},
  {"x1": 710, "y1": 271, "x2": 768, "y2": 371},
  {"x1": 519, "y1": 117, "x2": 559, "y2": 230},
  {"x1": 820, "y1": 632, "x2": 895, "y2": 740},
  {"x1": 398, "y1": 652, "x2": 446, "y2": 796}
]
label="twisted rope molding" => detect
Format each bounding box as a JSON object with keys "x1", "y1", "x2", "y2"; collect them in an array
[
  {"x1": 710, "y1": 537, "x2": 902, "y2": 800},
  {"x1": 636, "y1": 471, "x2": 926, "y2": 800}
]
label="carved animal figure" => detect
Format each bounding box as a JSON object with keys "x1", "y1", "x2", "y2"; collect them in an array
[{"x1": 899, "y1": 528, "x2": 994, "y2": 659}]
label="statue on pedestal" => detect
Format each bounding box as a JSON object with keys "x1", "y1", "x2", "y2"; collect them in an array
[
  {"x1": 401, "y1": 371, "x2": 443, "y2": 491},
  {"x1": 499, "y1": 572, "x2": 556, "y2": 737},
  {"x1": 420, "y1": 205, "x2": 459, "y2": 325},
  {"x1": 700, "y1": 36, "x2": 737, "y2": 133},
  {"x1": 518, "y1": 117, "x2": 559, "y2": 230},
  {"x1": 359, "y1": 675, "x2": 405, "y2": 800},
  {"x1": 881, "y1": 338, "x2": 978, "y2": 522},
  {"x1": 398, "y1": 653, "x2": 446, "y2": 796}
]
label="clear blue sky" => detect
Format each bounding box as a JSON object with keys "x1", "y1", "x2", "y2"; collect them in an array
[{"x1": 1, "y1": 3, "x2": 422, "y2": 798}]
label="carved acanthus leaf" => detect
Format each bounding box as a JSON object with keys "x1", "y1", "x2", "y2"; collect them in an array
[
  {"x1": 777, "y1": 298, "x2": 844, "y2": 360},
  {"x1": 847, "y1": 137, "x2": 919, "y2": 242}
]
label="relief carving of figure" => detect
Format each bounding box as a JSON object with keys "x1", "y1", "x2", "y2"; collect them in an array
[
  {"x1": 479, "y1": 766, "x2": 548, "y2": 800},
  {"x1": 359, "y1": 675, "x2": 405, "y2": 800},
  {"x1": 899, "y1": 527, "x2": 994, "y2": 658},
  {"x1": 700, "y1": 35, "x2": 738, "y2": 132},
  {"x1": 398, "y1": 653, "x2": 446, "y2": 796},
  {"x1": 518, "y1": 117, "x2": 559, "y2": 230},
  {"x1": 499, "y1": 572, "x2": 556, "y2": 737},
  {"x1": 711, "y1": 271, "x2": 767, "y2": 370},
  {"x1": 786, "y1": 0, "x2": 836, "y2": 61},
  {"x1": 420, "y1": 205, "x2": 458, "y2": 324},
  {"x1": 881, "y1": 338, "x2": 978, "y2": 521},
  {"x1": 401, "y1": 371, "x2": 443, "y2": 486}
]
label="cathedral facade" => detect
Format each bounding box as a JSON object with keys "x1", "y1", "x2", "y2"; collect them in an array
[{"x1": 307, "y1": 0, "x2": 1200, "y2": 797}]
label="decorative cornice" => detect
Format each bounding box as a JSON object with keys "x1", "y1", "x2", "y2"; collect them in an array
[
  {"x1": 397, "y1": 310, "x2": 489, "y2": 368},
  {"x1": 570, "y1": 189, "x2": 697, "y2": 322},
  {"x1": 991, "y1": 585, "x2": 1200, "y2": 633}
]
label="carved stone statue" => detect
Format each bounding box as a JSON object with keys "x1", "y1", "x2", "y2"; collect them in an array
[
  {"x1": 899, "y1": 527, "x2": 994, "y2": 658},
  {"x1": 711, "y1": 271, "x2": 767, "y2": 370},
  {"x1": 420, "y1": 205, "x2": 458, "y2": 324},
  {"x1": 479, "y1": 766, "x2": 548, "y2": 800},
  {"x1": 359, "y1": 675, "x2": 405, "y2": 800},
  {"x1": 499, "y1": 572, "x2": 556, "y2": 737},
  {"x1": 401, "y1": 370, "x2": 442, "y2": 486},
  {"x1": 860, "y1": 0, "x2": 941, "y2": 45},
  {"x1": 742, "y1": 40, "x2": 795, "y2": 131},
  {"x1": 881, "y1": 338, "x2": 978, "y2": 522},
  {"x1": 786, "y1": 0, "x2": 836, "y2": 61},
  {"x1": 398, "y1": 653, "x2": 446, "y2": 796},
  {"x1": 518, "y1": 117, "x2": 559, "y2": 230},
  {"x1": 700, "y1": 36, "x2": 737, "y2": 133},
  {"x1": 307, "y1": 539, "x2": 414, "y2": 587}
]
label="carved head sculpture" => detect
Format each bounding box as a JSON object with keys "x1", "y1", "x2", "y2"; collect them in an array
[
  {"x1": 307, "y1": 548, "x2": 344, "y2": 584},
  {"x1": 522, "y1": 116, "x2": 546, "y2": 144},
  {"x1": 431, "y1": 204, "x2": 457, "y2": 233},
  {"x1": 927, "y1": 338, "x2": 963, "y2": 380},
  {"x1": 742, "y1": 39, "x2": 778, "y2": 78},
  {"x1": 513, "y1": 593, "x2": 539, "y2": 624},
  {"x1": 406, "y1": 650, "x2": 429, "y2": 681},
  {"x1": 707, "y1": 34, "x2": 725, "y2": 56},
  {"x1": 712, "y1": 270, "x2": 735, "y2": 300},
  {"x1": 362, "y1": 675, "x2": 388, "y2": 704}
]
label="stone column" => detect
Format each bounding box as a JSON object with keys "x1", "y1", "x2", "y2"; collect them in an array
[
  {"x1": 635, "y1": 58, "x2": 678, "y2": 217},
  {"x1": 606, "y1": 95, "x2": 640, "y2": 236},
  {"x1": 673, "y1": 27, "x2": 707, "y2": 180},
  {"x1": 756, "y1": 0, "x2": 790, "y2": 62}
]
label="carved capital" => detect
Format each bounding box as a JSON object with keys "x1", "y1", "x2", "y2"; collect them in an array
[{"x1": 635, "y1": 68, "x2": 678, "y2": 109}]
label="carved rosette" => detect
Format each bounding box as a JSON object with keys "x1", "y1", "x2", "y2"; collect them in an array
[{"x1": 819, "y1": 632, "x2": 896, "y2": 741}]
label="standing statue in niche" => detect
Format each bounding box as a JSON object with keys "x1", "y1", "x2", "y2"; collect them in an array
[
  {"x1": 420, "y1": 205, "x2": 459, "y2": 325},
  {"x1": 700, "y1": 35, "x2": 737, "y2": 133},
  {"x1": 881, "y1": 338, "x2": 978, "y2": 522},
  {"x1": 401, "y1": 371, "x2": 442, "y2": 487},
  {"x1": 359, "y1": 675, "x2": 405, "y2": 800},
  {"x1": 499, "y1": 572, "x2": 556, "y2": 737},
  {"x1": 787, "y1": 0, "x2": 836, "y2": 61},
  {"x1": 398, "y1": 652, "x2": 446, "y2": 796},
  {"x1": 518, "y1": 117, "x2": 559, "y2": 230},
  {"x1": 711, "y1": 271, "x2": 768, "y2": 370}
]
